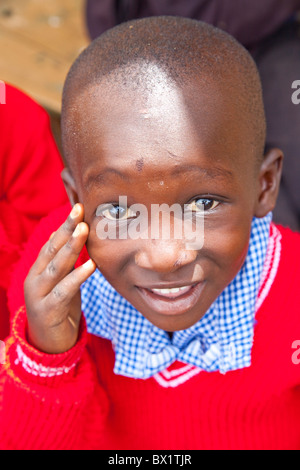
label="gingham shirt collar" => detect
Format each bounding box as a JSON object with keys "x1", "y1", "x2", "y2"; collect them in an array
[{"x1": 81, "y1": 213, "x2": 272, "y2": 379}]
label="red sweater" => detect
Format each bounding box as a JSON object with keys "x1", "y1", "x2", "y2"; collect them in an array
[
  {"x1": 1, "y1": 204, "x2": 300, "y2": 450},
  {"x1": 0, "y1": 84, "x2": 68, "y2": 339}
]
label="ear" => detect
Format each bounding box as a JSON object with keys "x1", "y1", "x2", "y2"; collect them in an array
[
  {"x1": 254, "y1": 148, "x2": 283, "y2": 218},
  {"x1": 61, "y1": 168, "x2": 79, "y2": 207}
]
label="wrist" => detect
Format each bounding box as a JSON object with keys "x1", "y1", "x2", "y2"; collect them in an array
[
  {"x1": 9, "y1": 306, "x2": 87, "y2": 386},
  {"x1": 26, "y1": 318, "x2": 80, "y2": 355}
]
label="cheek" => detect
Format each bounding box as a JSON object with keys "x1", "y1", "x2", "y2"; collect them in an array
[
  {"x1": 85, "y1": 228, "x2": 130, "y2": 279},
  {"x1": 221, "y1": 232, "x2": 250, "y2": 270},
  {"x1": 204, "y1": 222, "x2": 251, "y2": 282},
  {"x1": 86, "y1": 228, "x2": 114, "y2": 262}
]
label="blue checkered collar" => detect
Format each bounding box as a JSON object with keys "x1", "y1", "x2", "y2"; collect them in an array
[{"x1": 81, "y1": 213, "x2": 272, "y2": 379}]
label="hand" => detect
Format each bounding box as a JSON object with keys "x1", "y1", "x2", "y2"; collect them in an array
[{"x1": 24, "y1": 203, "x2": 96, "y2": 354}]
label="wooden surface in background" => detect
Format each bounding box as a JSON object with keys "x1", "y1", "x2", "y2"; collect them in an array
[{"x1": 0, "y1": 0, "x2": 89, "y2": 115}]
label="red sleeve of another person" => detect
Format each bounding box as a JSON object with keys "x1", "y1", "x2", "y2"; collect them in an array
[{"x1": 0, "y1": 83, "x2": 68, "y2": 339}]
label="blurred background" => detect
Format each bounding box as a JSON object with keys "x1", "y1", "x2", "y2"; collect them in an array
[{"x1": 0, "y1": 0, "x2": 89, "y2": 151}]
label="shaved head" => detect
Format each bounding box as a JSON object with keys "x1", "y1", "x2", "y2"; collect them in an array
[{"x1": 61, "y1": 16, "x2": 266, "y2": 173}]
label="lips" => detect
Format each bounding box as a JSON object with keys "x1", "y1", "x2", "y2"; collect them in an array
[{"x1": 136, "y1": 281, "x2": 205, "y2": 316}]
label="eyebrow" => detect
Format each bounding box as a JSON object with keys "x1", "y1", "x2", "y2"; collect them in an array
[
  {"x1": 84, "y1": 163, "x2": 233, "y2": 189},
  {"x1": 170, "y1": 164, "x2": 233, "y2": 180},
  {"x1": 84, "y1": 168, "x2": 130, "y2": 189}
]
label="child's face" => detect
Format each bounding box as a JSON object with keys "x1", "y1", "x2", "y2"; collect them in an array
[{"x1": 63, "y1": 73, "x2": 280, "y2": 332}]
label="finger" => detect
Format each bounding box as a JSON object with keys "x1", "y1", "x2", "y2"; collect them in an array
[
  {"x1": 38, "y1": 221, "x2": 90, "y2": 297},
  {"x1": 46, "y1": 258, "x2": 96, "y2": 311},
  {"x1": 33, "y1": 203, "x2": 84, "y2": 275}
]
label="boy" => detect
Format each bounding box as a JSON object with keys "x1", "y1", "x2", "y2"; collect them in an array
[{"x1": 1, "y1": 17, "x2": 300, "y2": 450}]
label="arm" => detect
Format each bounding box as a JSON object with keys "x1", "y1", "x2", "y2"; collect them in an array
[
  {"x1": 86, "y1": 0, "x2": 117, "y2": 39},
  {"x1": 0, "y1": 307, "x2": 108, "y2": 450},
  {"x1": 0, "y1": 204, "x2": 109, "y2": 450},
  {"x1": 85, "y1": 0, "x2": 300, "y2": 48},
  {"x1": 215, "y1": 0, "x2": 300, "y2": 48}
]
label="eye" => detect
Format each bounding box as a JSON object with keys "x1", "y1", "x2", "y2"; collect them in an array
[
  {"x1": 187, "y1": 198, "x2": 220, "y2": 212},
  {"x1": 98, "y1": 204, "x2": 136, "y2": 221}
]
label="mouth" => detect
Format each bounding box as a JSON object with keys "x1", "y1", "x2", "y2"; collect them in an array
[
  {"x1": 146, "y1": 284, "x2": 194, "y2": 298},
  {"x1": 136, "y1": 282, "x2": 205, "y2": 316}
]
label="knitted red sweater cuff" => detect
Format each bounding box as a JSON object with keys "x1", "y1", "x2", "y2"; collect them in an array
[{"x1": 8, "y1": 305, "x2": 87, "y2": 386}]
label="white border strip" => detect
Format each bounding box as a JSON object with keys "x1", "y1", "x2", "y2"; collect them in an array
[
  {"x1": 160, "y1": 363, "x2": 194, "y2": 379},
  {"x1": 14, "y1": 344, "x2": 77, "y2": 377},
  {"x1": 153, "y1": 366, "x2": 201, "y2": 388},
  {"x1": 255, "y1": 226, "x2": 282, "y2": 312}
]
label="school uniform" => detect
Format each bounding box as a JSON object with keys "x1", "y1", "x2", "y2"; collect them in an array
[{"x1": 1, "y1": 203, "x2": 300, "y2": 450}]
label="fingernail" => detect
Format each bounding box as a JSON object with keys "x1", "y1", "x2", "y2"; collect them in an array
[
  {"x1": 70, "y1": 204, "x2": 80, "y2": 219},
  {"x1": 84, "y1": 259, "x2": 95, "y2": 270},
  {"x1": 73, "y1": 224, "x2": 81, "y2": 237}
]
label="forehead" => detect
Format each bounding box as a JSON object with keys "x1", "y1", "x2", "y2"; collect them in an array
[{"x1": 66, "y1": 66, "x2": 254, "y2": 187}]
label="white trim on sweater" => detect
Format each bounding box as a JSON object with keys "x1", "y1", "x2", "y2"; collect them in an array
[{"x1": 14, "y1": 344, "x2": 77, "y2": 377}]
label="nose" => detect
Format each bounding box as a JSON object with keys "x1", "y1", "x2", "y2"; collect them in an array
[{"x1": 134, "y1": 238, "x2": 198, "y2": 273}]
